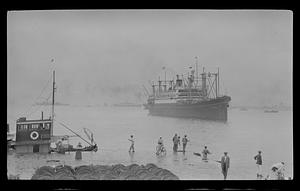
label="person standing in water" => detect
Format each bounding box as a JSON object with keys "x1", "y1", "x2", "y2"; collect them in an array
[
  {"x1": 177, "y1": 136, "x2": 181, "y2": 148},
  {"x1": 202, "y1": 146, "x2": 211, "y2": 161},
  {"x1": 254, "y1": 150, "x2": 263, "y2": 179},
  {"x1": 128, "y1": 135, "x2": 135, "y2": 152},
  {"x1": 182, "y1": 135, "x2": 189, "y2": 153},
  {"x1": 172, "y1": 134, "x2": 178, "y2": 152},
  {"x1": 157, "y1": 136, "x2": 165, "y2": 155},
  {"x1": 221, "y1": 152, "x2": 230, "y2": 180}
]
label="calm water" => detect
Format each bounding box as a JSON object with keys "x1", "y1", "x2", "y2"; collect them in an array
[{"x1": 7, "y1": 105, "x2": 293, "y2": 180}]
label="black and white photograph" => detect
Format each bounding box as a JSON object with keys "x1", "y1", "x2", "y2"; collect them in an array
[{"x1": 7, "y1": 10, "x2": 293, "y2": 182}]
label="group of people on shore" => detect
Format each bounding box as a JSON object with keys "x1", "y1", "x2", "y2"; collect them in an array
[{"x1": 127, "y1": 135, "x2": 288, "y2": 180}]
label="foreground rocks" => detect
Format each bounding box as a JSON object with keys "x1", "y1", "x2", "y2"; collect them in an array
[{"x1": 31, "y1": 163, "x2": 179, "y2": 180}]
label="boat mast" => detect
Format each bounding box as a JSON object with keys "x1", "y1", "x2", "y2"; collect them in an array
[
  {"x1": 218, "y1": 67, "x2": 220, "y2": 97},
  {"x1": 51, "y1": 70, "x2": 55, "y2": 136},
  {"x1": 215, "y1": 71, "x2": 218, "y2": 98},
  {"x1": 158, "y1": 76, "x2": 161, "y2": 94},
  {"x1": 202, "y1": 67, "x2": 206, "y2": 97},
  {"x1": 164, "y1": 68, "x2": 167, "y2": 91}
]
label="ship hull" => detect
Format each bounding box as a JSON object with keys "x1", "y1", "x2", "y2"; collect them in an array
[{"x1": 145, "y1": 96, "x2": 231, "y2": 121}]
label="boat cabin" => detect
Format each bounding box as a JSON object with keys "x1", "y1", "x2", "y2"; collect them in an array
[{"x1": 14, "y1": 117, "x2": 52, "y2": 154}]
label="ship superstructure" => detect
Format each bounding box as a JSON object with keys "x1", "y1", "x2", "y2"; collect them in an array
[{"x1": 144, "y1": 60, "x2": 231, "y2": 121}]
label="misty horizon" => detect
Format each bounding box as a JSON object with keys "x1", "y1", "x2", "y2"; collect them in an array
[{"x1": 7, "y1": 10, "x2": 292, "y2": 108}]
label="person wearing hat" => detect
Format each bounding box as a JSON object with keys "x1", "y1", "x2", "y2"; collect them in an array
[
  {"x1": 220, "y1": 152, "x2": 230, "y2": 180},
  {"x1": 254, "y1": 150, "x2": 263, "y2": 179}
]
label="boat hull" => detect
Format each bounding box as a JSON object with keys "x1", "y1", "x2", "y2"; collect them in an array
[{"x1": 145, "y1": 96, "x2": 231, "y2": 121}]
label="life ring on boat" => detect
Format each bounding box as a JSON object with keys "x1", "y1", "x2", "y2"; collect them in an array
[{"x1": 30, "y1": 131, "x2": 39, "y2": 140}]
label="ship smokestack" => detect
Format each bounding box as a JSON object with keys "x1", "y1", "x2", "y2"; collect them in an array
[
  {"x1": 152, "y1": 84, "x2": 155, "y2": 96},
  {"x1": 176, "y1": 75, "x2": 182, "y2": 87},
  {"x1": 41, "y1": 111, "x2": 43, "y2": 120}
]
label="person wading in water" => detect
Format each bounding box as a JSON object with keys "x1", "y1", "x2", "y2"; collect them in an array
[
  {"x1": 156, "y1": 137, "x2": 166, "y2": 155},
  {"x1": 172, "y1": 134, "x2": 178, "y2": 152},
  {"x1": 254, "y1": 150, "x2": 263, "y2": 179},
  {"x1": 182, "y1": 135, "x2": 189, "y2": 153},
  {"x1": 128, "y1": 135, "x2": 135, "y2": 152},
  {"x1": 202, "y1": 146, "x2": 212, "y2": 161}
]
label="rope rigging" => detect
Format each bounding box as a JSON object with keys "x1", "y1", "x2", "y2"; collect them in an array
[
  {"x1": 54, "y1": 119, "x2": 93, "y2": 146},
  {"x1": 21, "y1": 73, "x2": 53, "y2": 118},
  {"x1": 26, "y1": 91, "x2": 53, "y2": 118}
]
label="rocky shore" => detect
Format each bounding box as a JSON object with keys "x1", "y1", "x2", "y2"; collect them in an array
[{"x1": 31, "y1": 163, "x2": 179, "y2": 180}]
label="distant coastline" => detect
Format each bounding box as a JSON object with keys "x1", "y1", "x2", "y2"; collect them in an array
[
  {"x1": 33, "y1": 102, "x2": 70, "y2": 106},
  {"x1": 112, "y1": 102, "x2": 142, "y2": 107},
  {"x1": 229, "y1": 105, "x2": 292, "y2": 111}
]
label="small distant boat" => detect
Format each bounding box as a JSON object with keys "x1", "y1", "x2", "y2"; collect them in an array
[
  {"x1": 49, "y1": 144, "x2": 98, "y2": 154},
  {"x1": 264, "y1": 105, "x2": 279, "y2": 113},
  {"x1": 7, "y1": 124, "x2": 15, "y2": 150},
  {"x1": 264, "y1": 110, "x2": 279, "y2": 113}
]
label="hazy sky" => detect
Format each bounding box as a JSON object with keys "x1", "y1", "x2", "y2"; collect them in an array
[{"x1": 7, "y1": 10, "x2": 292, "y2": 107}]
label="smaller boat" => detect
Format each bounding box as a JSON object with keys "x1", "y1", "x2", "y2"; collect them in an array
[
  {"x1": 7, "y1": 124, "x2": 16, "y2": 151},
  {"x1": 50, "y1": 144, "x2": 98, "y2": 154},
  {"x1": 264, "y1": 105, "x2": 279, "y2": 113},
  {"x1": 264, "y1": 110, "x2": 279, "y2": 113},
  {"x1": 49, "y1": 126, "x2": 98, "y2": 154},
  {"x1": 13, "y1": 69, "x2": 98, "y2": 154}
]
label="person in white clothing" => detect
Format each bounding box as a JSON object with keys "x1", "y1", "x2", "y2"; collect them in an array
[{"x1": 271, "y1": 162, "x2": 285, "y2": 180}]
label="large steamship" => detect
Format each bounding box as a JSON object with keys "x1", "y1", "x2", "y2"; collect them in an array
[{"x1": 144, "y1": 61, "x2": 231, "y2": 121}]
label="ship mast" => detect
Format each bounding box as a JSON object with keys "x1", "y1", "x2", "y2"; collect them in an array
[
  {"x1": 195, "y1": 56, "x2": 198, "y2": 87},
  {"x1": 51, "y1": 70, "x2": 55, "y2": 136},
  {"x1": 215, "y1": 72, "x2": 218, "y2": 98},
  {"x1": 164, "y1": 68, "x2": 167, "y2": 91}
]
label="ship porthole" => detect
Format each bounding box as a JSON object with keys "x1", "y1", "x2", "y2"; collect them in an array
[{"x1": 30, "y1": 131, "x2": 39, "y2": 140}]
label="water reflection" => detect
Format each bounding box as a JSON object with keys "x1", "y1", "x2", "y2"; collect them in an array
[
  {"x1": 172, "y1": 151, "x2": 180, "y2": 165},
  {"x1": 156, "y1": 153, "x2": 166, "y2": 164},
  {"x1": 129, "y1": 151, "x2": 136, "y2": 163},
  {"x1": 182, "y1": 152, "x2": 188, "y2": 161}
]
